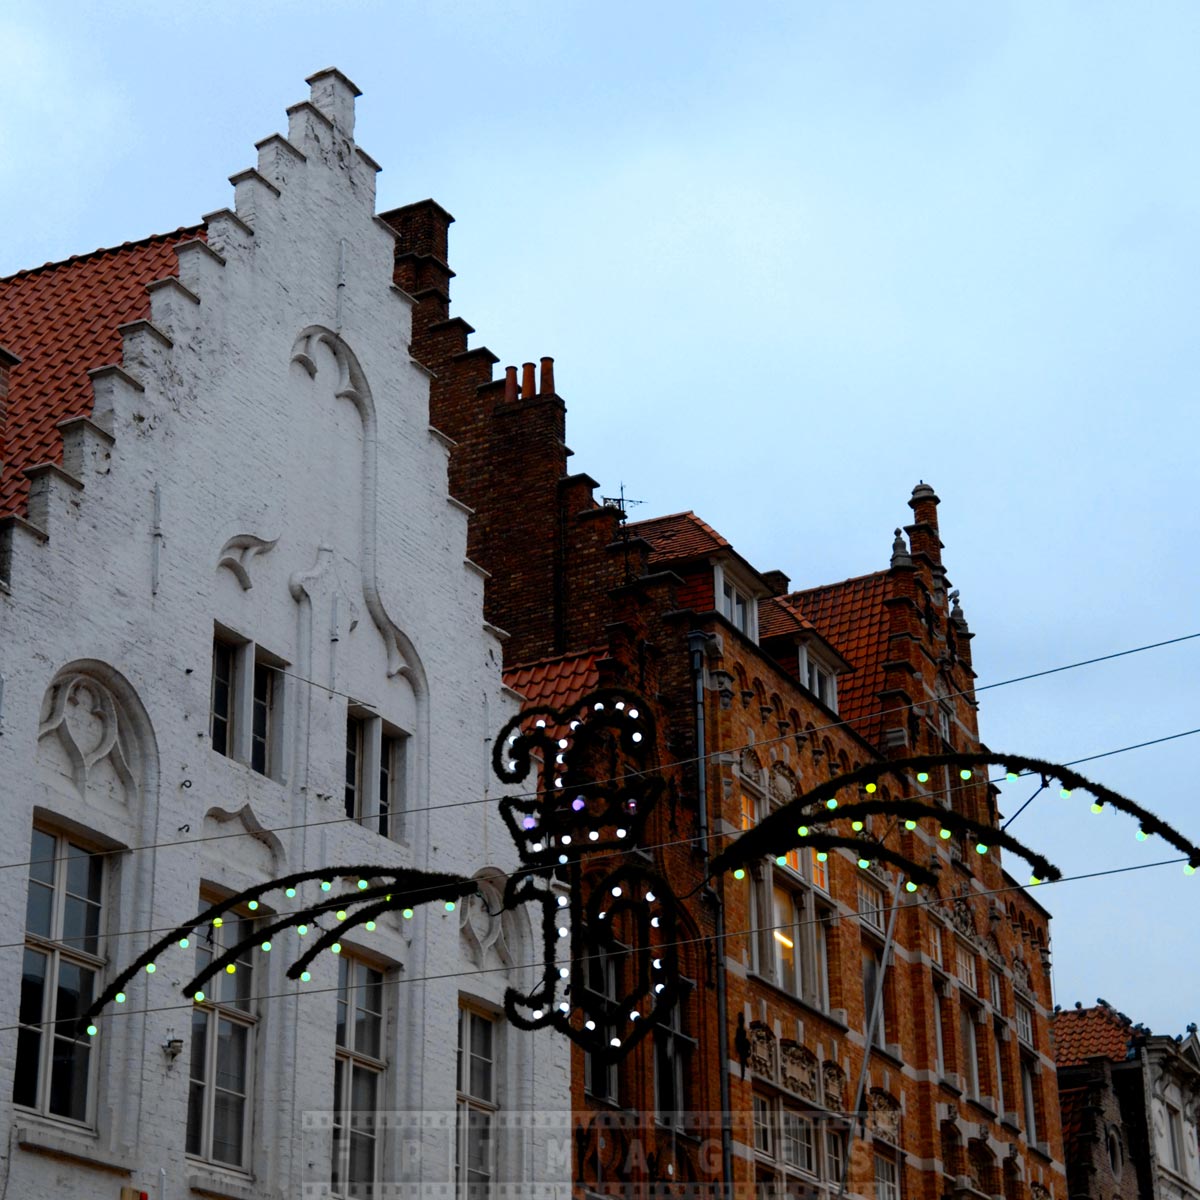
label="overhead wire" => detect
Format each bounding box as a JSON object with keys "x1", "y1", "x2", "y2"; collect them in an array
[
  {"x1": 2, "y1": 629, "x2": 1198, "y2": 876},
  {"x1": 16, "y1": 853, "x2": 1188, "y2": 1038}
]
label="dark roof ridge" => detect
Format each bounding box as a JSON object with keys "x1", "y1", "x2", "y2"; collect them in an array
[{"x1": 1, "y1": 224, "x2": 205, "y2": 284}]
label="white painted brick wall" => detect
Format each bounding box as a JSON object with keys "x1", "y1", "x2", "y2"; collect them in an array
[{"x1": 0, "y1": 69, "x2": 570, "y2": 1200}]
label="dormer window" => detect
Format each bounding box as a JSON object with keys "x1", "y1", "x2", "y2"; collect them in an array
[
  {"x1": 798, "y1": 643, "x2": 838, "y2": 714},
  {"x1": 713, "y1": 562, "x2": 759, "y2": 642}
]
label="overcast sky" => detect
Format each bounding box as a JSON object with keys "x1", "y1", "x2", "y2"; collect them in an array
[{"x1": 3, "y1": 1, "x2": 1198, "y2": 1035}]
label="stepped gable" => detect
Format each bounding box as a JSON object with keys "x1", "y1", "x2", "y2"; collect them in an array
[
  {"x1": 1053, "y1": 1004, "x2": 1135, "y2": 1067},
  {"x1": 0, "y1": 227, "x2": 201, "y2": 517},
  {"x1": 504, "y1": 649, "x2": 602, "y2": 710},
  {"x1": 627, "y1": 510, "x2": 729, "y2": 566},
  {"x1": 786, "y1": 570, "x2": 890, "y2": 746}
]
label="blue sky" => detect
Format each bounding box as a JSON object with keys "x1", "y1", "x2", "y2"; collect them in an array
[{"x1": 3, "y1": 1, "x2": 1198, "y2": 1034}]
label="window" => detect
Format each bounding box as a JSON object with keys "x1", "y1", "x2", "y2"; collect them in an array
[
  {"x1": 751, "y1": 874, "x2": 828, "y2": 1010},
  {"x1": 187, "y1": 908, "x2": 257, "y2": 1167},
  {"x1": 1015, "y1": 1001, "x2": 1034, "y2": 1047},
  {"x1": 15, "y1": 829, "x2": 103, "y2": 1122},
  {"x1": 457, "y1": 1007, "x2": 498, "y2": 1195},
  {"x1": 209, "y1": 630, "x2": 285, "y2": 780},
  {"x1": 584, "y1": 948, "x2": 620, "y2": 1103},
  {"x1": 933, "y1": 989, "x2": 946, "y2": 1077},
  {"x1": 989, "y1": 971, "x2": 1004, "y2": 1014},
  {"x1": 655, "y1": 981, "x2": 694, "y2": 1125},
  {"x1": 858, "y1": 880, "x2": 886, "y2": 934},
  {"x1": 863, "y1": 949, "x2": 888, "y2": 1048},
  {"x1": 345, "y1": 706, "x2": 409, "y2": 839},
  {"x1": 1166, "y1": 1103, "x2": 1184, "y2": 1174},
  {"x1": 799, "y1": 645, "x2": 838, "y2": 713},
  {"x1": 810, "y1": 848, "x2": 829, "y2": 892},
  {"x1": 333, "y1": 957, "x2": 385, "y2": 1198},
  {"x1": 721, "y1": 579, "x2": 751, "y2": 635},
  {"x1": 875, "y1": 1153, "x2": 900, "y2": 1200},
  {"x1": 953, "y1": 941, "x2": 977, "y2": 994},
  {"x1": 1020, "y1": 1059, "x2": 1038, "y2": 1145},
  {"x1": 929, "y1": 923, "x2": 944, "y2": 968},
  {"x1": 753, "y1": 1094, "x2": 821, "y2": 1191},
  {"x1": 826, "y1": 1120, "x2": 846, "y2": 1184},
  {"x1": 993, "y1": 1024, "x2": 1006, "y2": 1115},
  {"x1": 960, "y1": 1007, "x2": 980, "y2": 1100}
]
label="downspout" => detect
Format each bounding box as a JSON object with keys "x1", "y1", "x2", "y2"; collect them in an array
[{"x1": 688, "y1": 631, "x2": 733, "y2": 1200}]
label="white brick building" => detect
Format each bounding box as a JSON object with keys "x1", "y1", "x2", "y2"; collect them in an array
[{"x1": 0, "y1": 69, "x2": 570, "y2": 1200}]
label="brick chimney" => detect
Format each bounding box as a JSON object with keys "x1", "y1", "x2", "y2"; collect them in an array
[{"x1": 761, "y1": 569, "x2": 791, "y2": 597}]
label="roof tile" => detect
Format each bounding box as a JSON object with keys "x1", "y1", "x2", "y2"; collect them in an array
[
  {"x1": 504, "y1": 650, "x2": 602, "y2": 712},
  {"x1": 0, "y1": 228, "x2": 201, "y2": 517},
  {"x1": 626, "y1": 511, "x2": 729, "y2": 566},
  {"x1": 1053, "y1": 1005, "x2": 1134, "y2": 1067}
]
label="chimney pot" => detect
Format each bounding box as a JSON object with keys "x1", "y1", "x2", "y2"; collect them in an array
[
  {"x1": 539, "y1": 356, "x2": 555, "y2": 395},
  {"x1": 504, "y1": 365, "x2": 518, "y2": 404},
  {"x1": 521, "y1": 362, "x2": 536, "y2": 399}
]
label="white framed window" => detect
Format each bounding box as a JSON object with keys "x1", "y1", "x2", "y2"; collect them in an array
[
  {"x1": 750, "y1": 874, "x2": 828, "y2": 1011},
  {"x1": 1166, "y1": 1102, "x2": 1185, "y2": 1173},
  {"x1": 457, "y1": 1006, "x2": 498, "y2": 1195},
  {"x1": 933, "y1": 989, "x2": 946, "y2": 1077},
  {"x1": 781, "y1": 1108, "x2": 817, "y2": 1175},
  {"x1": 798, "y1": 644, "x2": 839, "y2": 713},
  {"x1": 333, "y1": 957, "x2": 385, "y2": 1198},
  {"x1": 1020, "y1": 1058, "x2": 1038, "y2": 1144},
  {"x1": 858, "y1": 880, "x2": 886, "y2": 934},
  {"x1": 345, "y1": 706, "x2": 409, "y2": 839},
  {"x1": 210, "y1": 628, "x2": 286, "y2": 780},
  {"x1": 753, "y1": 1094, "x2": 774, "y2": 1155},
  {"x1": 1015, "y1": 1000, "x2": 1034, "y2": 1047},
  {"x1": 187, "y1": 908, "x2": 257, "y2": 1167},
  {"x1": 929, "y1": 922, "x2": 944, "y2": 968},
  {"x1": 989, "y1": 971, "x2": 1004, "y2": 1014},
  {"x1": 863, "y1": 947, "x2": 888, "y2": 1048},
  {"x1": 960, "y1": 1007, "x2": 981, "y2": 1100},
  {"x1": 714, "y1": 562, "x2": 758, "y2": 641},
  {"x1": 874, "y1": 1152, "x2": 901, "y2": 1200},
  {"x1": 826, "y1": 1120, "x2": 846, "y2": 1184},
  {"x1": 754, "y1": 1094, "x2": 821, "y2": 1188},
  {"x1": 953, "y1": 941, "x2": 978, "y2": 994},
  {"x1": 993, "y1": 1023, "x2": 1007, "y2": 1115},
  {"x1": 15, "y1": 828, "x2": 104, "y2": 1123}
]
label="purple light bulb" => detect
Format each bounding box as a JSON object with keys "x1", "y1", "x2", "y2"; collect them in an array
[
  {"x1": 522, "y1": 816, "x2": 537, "y2": 830},
  {"x1": 572, "y1": 797, "x2": 586, "y2": 812}
]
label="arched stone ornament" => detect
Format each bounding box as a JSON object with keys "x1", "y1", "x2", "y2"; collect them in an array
[
  {"x1": 867, "y1": 1089, "x2": 901, "y2": 1144},
  {"x1": 289, "y1": 326, "x2": 425, "y2": 690},
  {"x1": 38, "y1": 673, "x2": 139, "y2": 802},
  {"x1": 217, "y1": 532, "x2": 279, "y2": 589},
  {"x1": 461, "y1": 870, "x2": 515, "y2": 968},
  {"x1": 204, "y1": 804, "x2": 285, "y2": 865}
]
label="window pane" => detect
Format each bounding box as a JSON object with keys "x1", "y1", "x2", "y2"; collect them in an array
[
  {"x1": 251, "y1": 661, "x2": 275, "y2": 776},
  {"x1": 349, "y1": 1129, "x2": 377, "y2": 1193},
  {"x1": 773, "y1": 888, "x2": 796, "y2": 989},
  {"x1": 25, "y1": 881, "x2": 53, "y2": 941},
  {"x1": 190, "y1": 1009, "x2": 209, "y2": 1083},
  {"x1": 13, "y1": 1028, "x2": 41, "y2": 1108},
  {"x1": 351, "y1": 1062, "x2": 378, "y2": 1117},
  {"x1": 469, "y1": 1015, "x2": 493, "y2": 1100},
  {"x1": 29, "y1": 830, "x2": 56, "y2": 887},
  {"x1": 65, "y1": 843, "x2": 103, "y2": 905},
  {"x1": 211, "y1": 640, "x2": 235, "y2": 756},
  {"x1": 215, "y1": 1018, "x2": 248, "y2": 1093},
  {"x1": 345, "y1": 715, "x2": 362, "y2": 820},
  {"x1": 187, "y1": 1080, "x2": 206, "y2": 1155},
  {"x1": 19, "y1": 949, "x2": 47, "y2": 1027},
  {"x1": 212, "y1": 1088, "x2": 246, "y2": 1165},
  {"x1": 55, "y1": 960, "x2": 95, "y2": 1027},
  {"x1": 49, "y1": 1036, "x2": 89, "y2": 1121},
  {"x1": 466, "y1": 1109, "x2": 493, "y2": 1181},
  {"x1": 62, "y1": 894, "x2": 101, "y2": 957}
]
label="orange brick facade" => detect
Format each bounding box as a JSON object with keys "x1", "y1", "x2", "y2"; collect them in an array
[{"x1": 387, "y1": 198, "x2": 1067, "y2": 1200}]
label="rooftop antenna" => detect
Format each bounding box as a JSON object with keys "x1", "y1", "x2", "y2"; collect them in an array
[{"x1": 601, "y1": 483, "x2": 645, "y2": 581}]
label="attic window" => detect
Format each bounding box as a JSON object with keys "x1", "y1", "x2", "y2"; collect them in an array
[
  {"x1": 721, "y1": 580, "x2": 750, "y2": 634},
  {"x1": 713, "y1": 562, "x2": 758, "y2": 641},
  {"x1": 798, "y1": 644, "x2": 838, "y2": 714}
]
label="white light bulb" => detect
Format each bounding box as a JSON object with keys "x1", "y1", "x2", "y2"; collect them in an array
[
  {"x1": 611, "y1": 886, "x2": 623, "y2": 897},
  {"x1": 532, "y1": 1010, "x2": 544, "y2": 1020},
  {"x1": 616, "y1": 828, "x2": 627, "y2": 838},
  {"x1": 615, "y1": 701, "x2": 625, "y2": 710},
  {"x1": 535, "y1": 719, "x2": 546, "y2": 728},
  {"x1": 652, "y1": 958, "x2": 662, "y2": 970},
  {"x1": 559, "y1": 1002, "x2": 570, "y2": 1013},
  {"x1": 532, "y1": 842, "x2": 544, "y2": 852},
  {"x1": 629, "y1": 709, "x2": 639, "y2": 719},
  {"x1": 655, "y1": 983, "x2": 665, "y2": 994},
  {"x1": 589, "y1": 831, "x2": 599, "y2": 841},
  {"x1": 557, "y1": 895, "x2": 569, "y2": 908},
  {"x1": 561, "y1": 835, "x2": 572, "y2": 845},
  {"x1": 645, "y1": 891, "x2": 656, "y2": 903},
  {"x1": 559, "y1": 967, "x2": 570, "y2": 979},
  {"x1": 557, "y1": 927, "x2": 569, "y2": 938},
  {"x1": 558, "y1": 855, "x2": 568, "y2": 864},
  {"x1": 650, "y1": 916, "x2": 660, "y2": 927},
  {"x1": 629, "y1": 1010, "x2": 640, "y2": 1021},
  {"x1": 610, "y1": 1037, "x2": 621, "y2": 1047},
  {"x1": 632, "y1": 732, "x2": 643, "y2": 743},
  {"x1": 585, "y1": 1020, "x2": 596, "y2": 1031}
]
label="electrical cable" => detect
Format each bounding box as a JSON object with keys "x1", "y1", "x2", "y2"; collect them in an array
[{"x1": 14, "y1": 853, "x2": 1187, "y2": 1038}]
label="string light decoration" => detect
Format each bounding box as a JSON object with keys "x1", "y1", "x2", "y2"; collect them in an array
[{"x1": 76, "y1": 694, "x2": 1200, "y2": 1059}]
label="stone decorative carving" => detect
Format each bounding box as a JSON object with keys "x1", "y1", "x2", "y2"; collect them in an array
[
  {"x1": 290, "y1": 326, "x2": 425, "y2": 690},
  {"x1": 948, "y1": 887, "x2": 979, "y2": 943},
  {"x1": 867, "y1": 1089, "x2": 901, "y2": 1144},
  {"x1": 460, "y1": 872, "x2": 514, "y2": 968},
  {"x1": 780, "y1": 1040, "x2": 819, "y2": 1100},
  {"x1": 39, "y1": 673, "x2": 138, "y2": 801},
  {"x1": 1010, "y1": 949, "x2": 1035, "y2": 999},
  {"x1": 204, "y1": 804, "x2": 285, "y2": 863},
  {"x1": 822, "y1": 1061, "x2": 846, "y2": 1109},
  {"x1": 217, "y1": 532, "x2": 279, "y2": 589},
  {"x1": 748, "y1": 1021, "x2": 777, "y2": 1081},
  {"x1": 1030, "y1": 1183, "x2": 1050, "y2": 1200}
]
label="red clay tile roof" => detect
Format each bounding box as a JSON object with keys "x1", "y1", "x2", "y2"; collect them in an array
[
  {"x1": 627, "y1": 511, "x2": 729, "y2": 566},
  {"x1": 0, "y1": 227, "x2": 201, "y2": 517},
  {"x1": 759, "y1": 596, "x2": 819, "y2": 640},
  {"x1": 787, "y1": 571, "x2": 890, "y2": 746},
  {"x1": 1054, "y1": 1005, "x2": 1134, "y2": 1067},
  {"x1": 504, "y1": 649, "x2": 602, "y2": 711}
]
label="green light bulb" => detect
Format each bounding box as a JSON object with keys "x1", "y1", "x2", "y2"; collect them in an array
[
  {"x1": 865, "y1": 783, "x2": 877, "y2": 794},
  {"x1": 917, "y1": 772, "x2": 929, "y2": 784},
  {"x1": 115, "y1": 992, "x2": 126, "y2": 1004},
  {"x1": 976, "y1": 844, "x2": 988, "y2": 855},
  {"x1": 402, "y1": 908, "x2": 414, "y2": 919},
  {"x1": 261, "y1": 941, "x2": 271, "y2": 952},
  {"x1": 852, "y1": 821, "x2": 864, "y2": 832},
  {"x1": 298, "y1": 925, "x2": 308, "y2": 936},
  {"x1": 825, "y1": 798, "x2": 838, "y2": 810},
  {"x1": 775, "y1": 856, "x2": 787, "y2": 867},
  {"x1": 320, "y1": 881, "x2": 332, "y2": 892},
  {"x1": 194, "y1": 991, "x2": 205, "y2": 1002},
  {"x1": 285, "y1": 887, "x2": 297, "y2": 898},
  {"x1": 1029, "y1": 875, "x2": 1041, "y2": 886},
  {"x1": 939, "y1": 828, "x2": 952, "y2": 840},
  {"x1": 798, "y1": 826, "x2": 809, "y2": 837},
  {"x1": 905, "y1": 881, "x2": 918, "y2": 893},
  {"x1": 959, "y1": 769, "x2": 972, "y2": 781},
  {"x1": 146, "y1": 963, "x2": 156, "y2": 974},
  {"x1": 857, "y1": 858, "x2": 869, "y2": 869},
  {"x1": 336, "y1": 910, "x2": 347, "y2": 921},
  {"x1": 1185, "y1": 865, "x2": 1196, "y2": 876},
  {"x1": 357, "y1": 880, "x2": 368, "y2": 890},
  {"x1": 817, "y1": 852, "x2": 828, "y2": 862},
  {"x1": 331, "y1": 943, "x2": 342, "y2": 955},
  {"x1": 904, "y1": 820, "x2": 917, "y2": 831},
  {"x1": 733, "y1": 869, "x2": 746, "y2": 880},
  {"x1": 248, "y1": 900, "x2": 259, "y2": 911},
  {"x1": 1005, "y1": 772, "x2": 1019, "y2": 782},
  {"x1": 86, "y1": 1024, "x2": 98, "y2": 1037},
  {"x1": 1136, "y1": 829, "x2": 1148, "y2": 841},
  {"x1": 300, "y1": 971, "x2": 311, "y2": 982},
  {"x1": 365, "y1": 920, "x2": 376, "y2": 931},
  {"x1": 225, "y1": 964, "x2": 236, "y2": 975},
  {"x1": 212, "y1": 917, "x2": 223, "y2": 928},
  {"x1": 1059, "y1": 789, "x2": 1071, "y2": 799},
  {"x1": 179, "y1": 937, "x2": 189, "y2": 948},
  {"x1": 1090, "y1": 803, "x2": 1103, "y2": 814}
]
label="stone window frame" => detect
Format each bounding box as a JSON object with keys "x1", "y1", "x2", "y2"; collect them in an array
[
  {"x1": 344, "y1": 704, "x2": 410, "y2": 841},
  {"x1": 210, "y1": 624, "x2": 288, "y2": 783}
]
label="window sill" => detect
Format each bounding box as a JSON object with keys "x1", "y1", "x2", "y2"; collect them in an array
[
  {"x1": 16, "y1": 1122, "x2": 132, "y2": 1175},
  {"x1": 1028, "y1": 1142, "x2": 1052, "y2": 1163},
  {"x1": 188, "y1": 1164, "x2": 259, "y2": 1200},
  {"x1": 745, "y1": 972, "x2": 845, "y2": 1029},
  {"x1": 966, "y1": 1096, "x2": 997, "y2": 1119},
  {"x1": 939, "y1": 1074, "x2": 964, "y2": 1096},
  {"x1": 999, "y1": 1111, "x2": 1022, "y2": 1133},
  {"x1": 868, "y1": 1041, "x2": 905, "y2": 1069}
]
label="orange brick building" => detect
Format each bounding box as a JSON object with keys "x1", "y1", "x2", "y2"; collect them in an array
[{"x1": 388, "y1": 198, "x2": 1067, "y2": 1200}]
